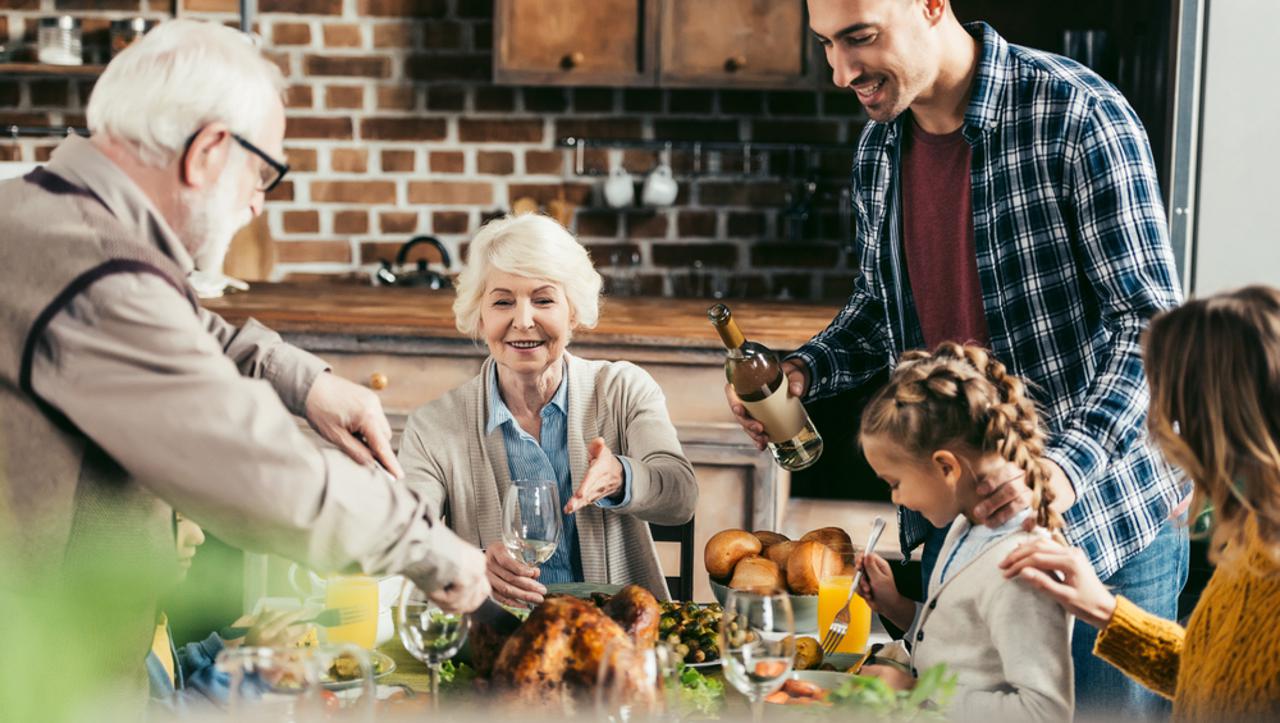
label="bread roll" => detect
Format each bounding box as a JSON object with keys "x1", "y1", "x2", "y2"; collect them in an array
[
  {"x1": 763, "y1": 540, "x2": 797, "y2": 572},
  {"x1": 728, "y1": 555, "x2": 785, "y2": 592},
  {"x1": 800, "y1": 526, "x2": 853, "y2": 552},
  {"x1": 704, "y1": 529, "x2": 762, "y2": 580},
  {"x1": 752, "y1": 530, "x2": 790, "y2": 548},
  {"x1": 786, "y1": 541, "x2": 843, "y2": 595}
]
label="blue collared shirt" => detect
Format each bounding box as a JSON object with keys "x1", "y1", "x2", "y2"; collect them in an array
[
  {"x1": 486, "y1": 362, "x2": 632, "y2": 584},
  {"x1": 791, "y1": 22, "x2": 1185, "y2": 580}
]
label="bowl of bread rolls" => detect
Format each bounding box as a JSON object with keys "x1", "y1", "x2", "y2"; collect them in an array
[{"x1": 704, "y1": 527, "x2": 855, "y2": 633}]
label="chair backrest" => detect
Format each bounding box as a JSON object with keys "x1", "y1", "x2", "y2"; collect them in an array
[{"x1": 649, "y1": 518, "x2": 695, "y2": 601}]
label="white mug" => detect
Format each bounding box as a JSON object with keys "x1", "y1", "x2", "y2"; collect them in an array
[
  {"x1": 602, "y1": 166, "x2": 635, "y2": 209},
  {"x1": 641, "y1": 164, "x2": 678, "y2": 207}
]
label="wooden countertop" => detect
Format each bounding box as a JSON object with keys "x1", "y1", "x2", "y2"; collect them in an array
[{"x1": 203, "y1": 283, "x2": 841, "y2": 353}]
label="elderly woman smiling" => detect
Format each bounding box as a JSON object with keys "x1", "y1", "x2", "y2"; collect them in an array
[{"x1": 398, "y1": 214, "x2": 698, "y2": 605}]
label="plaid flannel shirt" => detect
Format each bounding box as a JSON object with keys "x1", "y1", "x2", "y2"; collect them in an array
[{"x1": 791, "y1": 23, "x2": 1187, "y2": 581}]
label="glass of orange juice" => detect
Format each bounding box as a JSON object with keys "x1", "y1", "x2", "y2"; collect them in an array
[
  {"x1": 324, "y1": 575, "x2": 379, "y2": 650},
  {"x1": 816, "y1": 545, "x2": 871, "y2": 655}
]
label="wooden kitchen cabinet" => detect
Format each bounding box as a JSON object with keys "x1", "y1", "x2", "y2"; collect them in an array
[
  {"x1": 494, "y1": 0, "x2": 814, "y2": 89},
  {"x1": 658, "y1": 0, "x2": 810, "y2": 88},
  {"x1": 494, "y1": 0, "x2": 660, "y2": 87}
]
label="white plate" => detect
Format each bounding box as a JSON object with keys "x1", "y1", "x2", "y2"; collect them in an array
[{"x1": 320, "y1": 650, "x2": 396, "y2": 691}]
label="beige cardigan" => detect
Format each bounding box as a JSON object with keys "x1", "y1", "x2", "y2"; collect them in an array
[
  {"x1": 909, "y1": 517, "x2": 1075, "y2": 722},
  {"x1": 398, "y1": 353, "x2": 698, "y2": 600}
]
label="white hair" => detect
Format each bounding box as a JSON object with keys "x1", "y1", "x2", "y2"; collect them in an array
[
  {"x1": 453, "y1": 214, "x2": 603, "y2": 339},
  {"x1": 86, "y1": 19, "x2": 285, "y2": 167}
]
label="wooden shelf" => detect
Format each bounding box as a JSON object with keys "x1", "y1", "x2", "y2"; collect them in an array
[{"x1": 0, "y1": 63, "x2": 105, "y2": 77}]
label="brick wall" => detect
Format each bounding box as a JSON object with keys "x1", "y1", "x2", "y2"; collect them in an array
[{"x1": 1, "y1": 0, "x2": 870, "y2": 300}]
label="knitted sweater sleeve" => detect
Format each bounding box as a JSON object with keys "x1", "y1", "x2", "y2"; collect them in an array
[{"x1": 1093, "y1": 595, "x2": 1184, "y2": 700}]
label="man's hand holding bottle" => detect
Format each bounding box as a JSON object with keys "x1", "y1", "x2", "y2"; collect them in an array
[{"x1": 725, "y1": 358, "x2": 810, "y2": 451}]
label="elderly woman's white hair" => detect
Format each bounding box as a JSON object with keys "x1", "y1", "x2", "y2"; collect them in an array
[
  {"x1": 454, "y1": 214, "x2": 603, "y2": 339},
  {"x1": 86, "y1": 19, "x2": 284, "y2": 168}
]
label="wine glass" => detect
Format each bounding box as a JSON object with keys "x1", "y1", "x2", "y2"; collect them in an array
[
  {"x1": 595, "y1": 639, "x2": 680, "y2": 722},
  {"x1": 719, "y1": 589, "x2": 796, "y2": 723},
  {"x1": 215, "y1": 645, "x2": 322, "y2": 719},
  {"x1": 502, "y1": 478, "x2": 562, "y2": 569},
  {"x1": 396, "y1": 580, "x2": 469, "y2": 709}
]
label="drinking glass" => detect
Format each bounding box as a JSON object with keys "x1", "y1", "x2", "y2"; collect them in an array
[
  {"x1": 501, "y1": 479, "x2": 562, "y2": 567},
  {"x1": 216, "y1": 645, "x2": 321, "y2": 720},
  {"x1": 595, "y1": 639, "x2": 680, "y2": 722},
  {"x1": 816, "y1": 544, "x2": 872, "y2": 655},
  {"x1": 719, "y1": 590, "x2": 796, "y2": 723},
  {"x1": 396, "y1": 580, "x2": 469, "y2": 708},
  {"x1": 324, "y1": 575, "x2": 379, "y2": 649}
]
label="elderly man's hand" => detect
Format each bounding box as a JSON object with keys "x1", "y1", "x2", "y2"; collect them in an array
[
  {"x1": 725, "y1": 358, "x2": 810, "y2": 451},
  {"x1": 972, "y1": 459, "x2": 1076, "y2": 528},
  {"x1": 428, "y1": 543, "x2": 491, "y2": 613},
  {"x1": 304, "y1": 371, "x2": 403, "y2": 479},
  {"x1": 564, "y1": 437, "x2": 624, "y2": 514}
]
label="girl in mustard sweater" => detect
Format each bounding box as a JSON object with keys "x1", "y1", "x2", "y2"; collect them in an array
[{"x1": 1002, "y1": 285, "x2": 1280, "y2": 719}]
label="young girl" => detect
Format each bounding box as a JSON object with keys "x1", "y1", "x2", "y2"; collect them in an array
[
  {"x1": 1003, "y1": 285, "x2": 1280, "y2": 718},
  {"x1": 855, "y1": 341, "x2": 1073, "y2": 722}
]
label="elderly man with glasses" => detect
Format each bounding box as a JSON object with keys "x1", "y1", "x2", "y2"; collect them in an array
[{"x1": 0, "y1": 19, "x2": 488, "y2": 704}]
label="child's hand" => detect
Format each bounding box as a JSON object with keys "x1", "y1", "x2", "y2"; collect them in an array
[
  {"x1": 856, "y1": 552, "x2": 915, "y2": 631},
  {"x1": 225, "y1": 609, "x2": 311, "y2": 648},
  {"x1": 860, "y1": 663, "x2": 916, "y2": 691}
]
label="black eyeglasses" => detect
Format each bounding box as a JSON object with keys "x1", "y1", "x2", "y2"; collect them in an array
[
  {"x1": 183, "y1": 129, "x2": 289, "y2": 193},
  {"x1": 231, "y1": 133, "x2": 289, "y2": 193}
]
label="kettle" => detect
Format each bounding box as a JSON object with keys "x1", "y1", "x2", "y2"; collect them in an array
[{"x1": 376, "y1": 235, "x2": 453, "y2": 289}]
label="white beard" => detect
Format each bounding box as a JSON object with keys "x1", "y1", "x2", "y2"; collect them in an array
[{"x1": 184, "y1": 167, "x2": 253, "y2": 273}]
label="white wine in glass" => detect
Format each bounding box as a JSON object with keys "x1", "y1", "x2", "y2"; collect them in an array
[{"x1": 502, "y1": 479, "x2": 562, "y2": 566}]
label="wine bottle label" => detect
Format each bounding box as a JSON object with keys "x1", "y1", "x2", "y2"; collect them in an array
[{"x1": 740, "y1": 382, "x2": 806, "y2": 443}]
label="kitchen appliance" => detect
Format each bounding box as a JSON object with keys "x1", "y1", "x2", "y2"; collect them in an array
[
  {"x1": 37, "y1": 16, "x2": 82, "y2": 66},
  {"x1": 375, "y1": 235, "x2": 453, "y2": 289}
]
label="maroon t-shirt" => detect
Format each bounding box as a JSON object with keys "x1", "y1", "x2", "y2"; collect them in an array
[{"x1": 900, "y1": 115, "x2": 989, "y2": 349}]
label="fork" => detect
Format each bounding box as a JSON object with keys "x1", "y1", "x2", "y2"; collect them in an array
[
  {"x1": 219, "y1": 605, "x2": 368, "y2": 639},
  {"x1": 820, "y1": 517, "x2": 887, "y2": 656}
]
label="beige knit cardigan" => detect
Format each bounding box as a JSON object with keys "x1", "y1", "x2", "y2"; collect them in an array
[{"x1": 397, "y1": 353, "x2": 698, "y2": 600}]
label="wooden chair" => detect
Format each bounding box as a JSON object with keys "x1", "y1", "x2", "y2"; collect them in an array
[{"x1": 649, "y1": 518, "x2": 695, "y2": 601}]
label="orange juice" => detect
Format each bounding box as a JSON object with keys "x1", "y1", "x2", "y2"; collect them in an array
[
  {"x1": 324, "y1": 575, "x2": 379, "y2": 649},
  {"x1": 816, "y1": 575, "x2": 871, "y2": 654}
]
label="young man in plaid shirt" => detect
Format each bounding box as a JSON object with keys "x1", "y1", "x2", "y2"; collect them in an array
[{"x1": 727, "y1": 0, "x2": 1187, "y2": 715}]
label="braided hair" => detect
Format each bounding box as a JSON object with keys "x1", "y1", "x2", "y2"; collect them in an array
[{"x1": 860, "y1": 342, "x2": 1067, "y2": 542}]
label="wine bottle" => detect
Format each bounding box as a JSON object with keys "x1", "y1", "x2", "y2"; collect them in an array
[{"x1": 708, "y1": 303, "x2": 823, "y2": 471}]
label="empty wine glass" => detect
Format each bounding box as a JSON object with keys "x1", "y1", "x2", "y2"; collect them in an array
[
  {"x1": 396, "y1": 581, "x2": 469, "y2": 709},
  {"x1": 502, "y1": 478, "x2": 562, "y2": 569},
  {"x1": 719, "y1": 589, "x2": 796, "y2": 723},
  {"x1": 595, "y1": 639, "x2": 680, "y2": 722},
  {"x1": 215, "y1": 645, "x2": 321, "y2": 720}
]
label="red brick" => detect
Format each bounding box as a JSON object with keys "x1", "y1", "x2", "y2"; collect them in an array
[
  {"x1": 476, "y1": 151, "x2": 513, "y2": 175},
  {"x1": 358, "y1": 0, "x2": 446, "y2": 16},
  {"x1": 34, "y1": 145, "x2": 56, "y2": 162},
  {"x1": 181, "y1": 0, "x2": 236, "y2": 12},
  {"x1": 325, "y1": 85, "x2": 364, "y2": 109},
  {"x1": 652, "y1": 243, "x2": 738, "y2": 268},
  {"x1": 821, "y1": 274, "x2": 858, "y2": 300},
  {"x1": 359, "y1": 242, "x2": 402, "y2": 264},
  {"x1": 624, "y1": 212, "x2": 669, "y2": 239},
  {"x1": 586, "y1": 243, "x2": 641, "y2": 266},
  {"x1": 304, "y1": 55, "x2": 390, "y2": 78},
  {"x1": 331, "y1": 148, "x2": 368, "y2": 173},
  {"x1": 751, "y1": 120, "x2": 841, "y2": 143},
  {"x1": 474, "y1": 87, "x2": 515, "y2": 112},
  {"x1": 285, "y1": 147, "x2": 318, "y2": 172},
  {"x1": 275, "y1": 241, "x2": 351, "y2": 263},
  {"x1": 575, "y1": 211, "x2": 619, "y2": 238},
  {"x1": 455, "y1": 0, "x2": 491, "y2": 17},
  {"x1": 286, "y1": 116, "x2": 352, "y2": 140},
  {"x1": 432, "y1": 211, "x2": 469, "y2": 234},
  {"x1": 426, "y1": 86, "x2": 466, "y2": 111},
  {"x1": 55, "y1": 0, "x2": 137, "y2": 9},
  {"x1": 408, "y1": 182, "x2": 492, "y2": 205},
  {"x1": 554, "y1": 119, "x2": 642, "y2": 141},
  {"x1": 698, "y1": 182, "x2": 787, "y2": 206},
  {"x1": 421, "y1": 20, "x2": 465, "y2": 50},
  {"x1": 28, "y1": 80, "x2": 69, "y2": 107},
  {"x1": 311, "y1": 181, "x2": 396, "y2": 204},
  {"x1": 323, "y1": 24, "x2": 362, "y2": 48},
  {"x1": 262, "y1": 51, "x2": 291, "y2": 77},
  {"x1": 334, "y1": 210, "x2": 369, "y2": 234},
  {"x1": 282, "y1": 210, "x2": 320, "y2": 234},
  {"x1": 506, "y1": 183, "x2": 592, "y2": 207},
  {"x1": 77, "y1": 79, "x2": 95, "y2": 106},
  {"x1": 260, "y1": 0, "x2": 342, "y2": 14},
  {"x1": 266, "y1": 181, "x2": 294, "y2": 202},
  {"x1": 573, "y1": 88, "x2": 615, "y2": 113},
  {"x1": 668, "y1": 90, "x2": 713, "y2": 114},
  {"x1": 652, "y1": 119, "x2": 738, "y2": 142},
  {"x1": 405, "y1": 54, "x2": 491, "y2": 82},
  {"x1": 379, "y1": 211, "x2": 420, "y2": 234},
  {"x1": 458, "y1": 118, "x2": 543, "y2": 143},
  {"x1": 524, "y1": 150, "x2": 562, "y2": 175},
  {"x1": 727, "y1": 212, "x2": 766, "y2": 237},
  {"x1": 272, "y1": 22, "x2": 311, "y2": 46},
  {"x1": 0, "y1": 146, "x2": 22, "y2": 162},
  {"x1": 678, "y1": 210, "x2": 717, "y2": 238},
  {"x1": 579, "y1": 149, "x2": 608, "y2": 175},
  {"x1": 771, "y1": 274, "x2": 814, "y2": 299},
  {"x1": 376, "y1": 86, "x2": 416, "y2": 111},
  {"x1": 767, "y1": 91, "x2": 819, "y2": 116},
  {"x1": 720, "y1": 90, "x2": 764, "y2": 114},
  {"x1": 0, "y1": 81, "x2": 19, "y2": 108},
  {"x1": 523, "y1": 87, "x2": 569, "y2": 113},
  {"x1": 429, "y1": 151, "x2": 464, "y2": 173},
  {"x1": 824, "y1": 91, "x2": 863, "y2": 116},
  {"x1": 751, "y1": 243, "x2": 840, "y2": 268},
  {"x1": 473, "y1": 21, "x2": 493, "y2": 51},
  {"x1": 623, "y1": 89, "x2": 662, "y2": 113},
  {"x1": 373, "y1": 24, "x2": 415, "y2": 48},
  {"x1": 621, "y1": 150, "x2": 656, "y2": 174},
  {"x1": 381, "y1": 150, "x2": 416, "y2": 172},
  {"x1": 285, "y1": 85, "x2": 314, "y2": 109},
  {"x1": 360, "y1": 117, "x2": 447, "y2": 141},
  {"x1": 0, "y1": 0, "x2": 38, "y2": 8}
]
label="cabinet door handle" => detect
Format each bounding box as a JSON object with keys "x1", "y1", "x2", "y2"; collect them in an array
[
  {"x1": 370, "y1": 372, "x2": 389, "y2": 390},
  {"x1": 561, "y1": 51, "x2": 585, "y2": 70},
  {"x1": 725, "y1": 55, "x2": 748, "y2": 72}
]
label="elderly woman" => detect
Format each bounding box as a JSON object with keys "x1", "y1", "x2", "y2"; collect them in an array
[{"x1": 398, "y1": 214, "x2": 697, "y2": 605}]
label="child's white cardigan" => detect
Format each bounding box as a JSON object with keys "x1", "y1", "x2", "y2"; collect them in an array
[{"x1": 906, "y1": 516, "x2": 1075, "y2": 722}]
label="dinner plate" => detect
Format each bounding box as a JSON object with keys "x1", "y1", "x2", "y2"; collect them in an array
[
  {"x1": 544, "y1": 582, "x2": 624, "y2": 598},
  {"x1": 320, "y1": 651, "x2": 396, "y2": 691}
]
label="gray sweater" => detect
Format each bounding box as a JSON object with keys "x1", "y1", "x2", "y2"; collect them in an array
[{"x1": 397, "y1": 353, "x2": 698, "y2": 599}]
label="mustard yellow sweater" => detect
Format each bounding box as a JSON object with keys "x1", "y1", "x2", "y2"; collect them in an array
[{"x1": 1094, "y1": 524, "x2": 1280, "y2": 720}]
